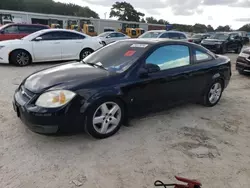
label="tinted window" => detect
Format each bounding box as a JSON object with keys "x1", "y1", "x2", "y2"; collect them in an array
[
  {"x1": 3, "y1": 25, "x2": 18, "y2": 34},
  {"x1": 83, "y1": 41, "x2": 151, "y2": 73},
  {"x1": 179, "y1": 34, "x2": 187, "y2": 39},
  {"x1": 139, "y1": 31, "x2": 163, "y2": 38},
  {"x1": 146, "y1": 45, "x2": 190, "y2": 71},
  {"x1": 108, "y1": 33, "x2": 117, "y2": 38},
  {"x1": 59, "y1": 31, "x2": 85, "y2": 40},
  {"x1": 116, "y1": 33, "x2": 125, "y2": 37},
  {"x1": 159, "y1": 33, "x2": 169, "y2": 38},
  {"x1": 168, "y1": 33, "x2": 181, "y2": 39},
  {"x1": 18, "y1": 25, "x2": 48, "y2": 33},
  {"x1": 195, "y1": 50, "x2": 212, "y2": 62},
  {"x1": 38, "y1": 32, "x2": 60, "y2": 40}
]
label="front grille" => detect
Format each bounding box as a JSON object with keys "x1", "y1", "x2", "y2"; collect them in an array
[{"x1": 19, "y1": 85, "x2": 35, "y2": 102}]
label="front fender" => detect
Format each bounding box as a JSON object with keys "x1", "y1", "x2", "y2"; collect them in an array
[{"x1": 78, "y1": 87, "x2": 124, "y2": 114}]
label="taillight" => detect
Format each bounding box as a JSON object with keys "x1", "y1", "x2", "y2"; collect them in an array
[{"x1": 188, "y1": 39, "x2": 193, "y2": 42}]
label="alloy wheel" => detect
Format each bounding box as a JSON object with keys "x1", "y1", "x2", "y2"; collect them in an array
[
  {"x1": 208, "y1": 82, "x2": 222, "y2": 104},
  {"x1": 81, "y1": 51, "x2": 92, "y2": 59},
  {"x1": 92, "y1": 102, "x2": 122, "y2": 134},
  {"x1": 16, "y1": 52, "x2": 29, "y2": 66}
]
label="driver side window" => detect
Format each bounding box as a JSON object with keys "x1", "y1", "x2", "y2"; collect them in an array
[
  {"x1": 146, "y1": 45, "x2": 190, "y2": 71},
  {"x1": 108, "y1": 33, "x2": 117, "y2": 38}
]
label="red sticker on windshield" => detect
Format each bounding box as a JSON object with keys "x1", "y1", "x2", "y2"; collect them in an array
[{"x1": 124, "y1": 50, "x2": 136, "y2": 57}]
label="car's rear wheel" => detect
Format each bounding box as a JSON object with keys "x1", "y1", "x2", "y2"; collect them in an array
[
  {"x1": 235, "y1": 44, "x2": 242, "y2": 54},
  {"x1": 85, "y1": 99, "x2": 124, "y2": 139},
  {"x1": 203, "y1": 80, "x2": 223, "y2": 107},
  {"x1": 10, "y1": 50, "x2": 31, "y2": 66},
  {"x1": 80, "y1": 49, "x2": 93, "y2": 60}
]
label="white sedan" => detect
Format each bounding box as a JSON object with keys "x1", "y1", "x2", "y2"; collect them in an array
[
  {"x1": 97, "y1": 31, "x2": 130, "y2": 45},
  {"x1": 0, "y1": 29, "x2": 103, "y2": 66}
]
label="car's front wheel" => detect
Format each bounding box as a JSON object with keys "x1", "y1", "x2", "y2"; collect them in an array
[
  {"x1": 85, "y1": 99, "x2": 124, "y2": 139},
  {"x1": 80, "y1": 49, "x2": 93, "y2": 60},
  {"x1": 10, "y1": 50, "x2": 31, "y2": 66},
  {"x1": 203, "y1": 80, "x2": 223, "y2": 107},
  {"x1": 235, "y1": 44, "x2": 242, "y2": 54}
]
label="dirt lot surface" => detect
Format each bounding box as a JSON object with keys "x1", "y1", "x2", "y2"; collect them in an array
[{"x1": 0, "y1": 52, "x2": 250, "y2": 188}]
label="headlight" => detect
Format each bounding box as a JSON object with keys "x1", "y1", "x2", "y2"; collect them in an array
[{"x1": 35, "y1": 90, "x2": 76, "y2": 108}]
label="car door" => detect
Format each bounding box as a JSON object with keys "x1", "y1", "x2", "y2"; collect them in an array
[
  {"x1": 0, "y1": 25, "x2": 19, "y2": 41},
  {"x1": 127, "y1": 44, "x2": 195, "y2": 114},
  {"x1": 31, "y1": 31, "x2": 62, "y2": 62},
  {"x1": 105, "y1": 33, "x2": 117, "y2": 44},
  {"x1": 227, "y1": 34, "x2": 237, "y2": 50},
  {"x1": 59, "y1": 31, "x2": 86, "y2": 60}
]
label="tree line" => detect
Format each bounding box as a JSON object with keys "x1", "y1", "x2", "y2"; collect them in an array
[
  {"x1": 1, "y1": 0, "x2": 249, "y2": 32},
  {"x1": 0, "y1": 0, "x2": 99, "y2": 18}
]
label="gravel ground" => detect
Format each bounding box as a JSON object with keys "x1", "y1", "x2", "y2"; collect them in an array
[{"x1": 0, "y1": 52, "x2": 250, "y2": 188}]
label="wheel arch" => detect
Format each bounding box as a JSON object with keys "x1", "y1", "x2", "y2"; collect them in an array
[{"x1": 8, "y1": 49, "x2": 33, "y2": 64}]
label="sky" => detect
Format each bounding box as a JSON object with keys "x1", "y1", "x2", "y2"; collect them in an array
[{"x1": 54, "y1": 0, "x2": 250, "y2": 29}]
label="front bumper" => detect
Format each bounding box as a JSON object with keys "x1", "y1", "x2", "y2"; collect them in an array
[
  {"x1": 236, "y1": 57, "x2": 250, "y2": 73},
  {"x1": 13, "y1": 85, "x2": 85, "y2": 134}
]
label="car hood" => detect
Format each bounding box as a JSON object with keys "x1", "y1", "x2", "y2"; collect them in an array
[
  {"x1": 202, "y1": 39, "x2": 226, "y2": 43},
  {"x1": 0, "y1": 39, "x2": 24, "y2": 45},
  {"x1": 24, "y1": 62, "x2": 109, "y2": 93}
]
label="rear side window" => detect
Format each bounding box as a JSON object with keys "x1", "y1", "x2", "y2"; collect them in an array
[
  {"x1": 159, "y1": 33, "x2": 169, "y2": 38},
  {"x1": 146, "y1": 45, "x2": 190, "y2": 70},
  {"x1": 18, "y1": 25, "x2": 48, "y2": 33},
  {"x1": 3, "y1": 25, "x2": 18, "y2": 34},
  {"x1": 59, "y1": 31, "x2": 85, "y2": 40},
  {"x1": 195, "y1": 49, "x2": 213, "y2": 62},
  {"x1": 179, "y1": 34, "x2": 187, "y2": 39}
]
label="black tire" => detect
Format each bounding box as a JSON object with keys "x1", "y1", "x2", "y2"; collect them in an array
[
  {"x1": 10, "y1": 50, "x2": 31, "y2": 66},
  {"x1": 102, "y1": 41, "x2": 106, "y2": 46},
  {"x1": 235, "y1": 44, "x2": 242, "y2": 54},
  {"x1": 84, "y1": 98, "x2": 125, "y2": 139},
  {"x1": 220, "y1": 45, "x2": 226, "y2": 54},
  {"x1": 202, "y1": 80, "x2": 224, "y2": 107},
  {"x1": 238, "y1": 69, "x2": 245, "y2": 75},
  {"x1": 79, "y1": 49, "x2": 93, "y2": 60}
]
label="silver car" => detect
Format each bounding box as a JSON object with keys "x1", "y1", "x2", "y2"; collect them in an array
[
  {"x1": 139, "y1": 30, "x2": 191, "y2": 42},
  {"x1": 97, "y1": 31, "x2": 130, "y2": 45}
]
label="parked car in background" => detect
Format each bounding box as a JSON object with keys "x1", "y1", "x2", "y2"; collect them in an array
[
  {"x1": 189, "y1": 33, "x2": 210, "y2": 44},
  {"x1": 0, "y1": 29, "x2": 103, "y2": 66},
  {"x1": 139, "y1": 30, "x2": 191, "y2": 41},
  {"x1": 0, "y1": 23, "x2": 49, "y2": 41},
  {"x1": 13, "y1": 39, "x2": 231, "y2": 139},
  {"x1": 236, "y1": 47, "x2": 250, "y2": 74},
  {"x1": 201, "y1": 32, "x2": 242, "y2": 54},
  {"x1": 237, "y1": 31, "x2": 249, "y2": 44},
  {"x1": 97, "y1": 31, "x2": 130, "y2": 45}
]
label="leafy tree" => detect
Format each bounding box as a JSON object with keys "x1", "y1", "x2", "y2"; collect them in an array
[
  {"x1": 207, "y1": 25, "x2": 214, "y2": 32},
  {"x1": 157, "y1": 19, "x2": 169, "y2": 25},
  {"x1": 109, "y1": 1, "x2": 144, "y2": 22},
  {"x1": 216, "y1": 25, "x2": 231, "y2": 32},
  {"x1": 146, "y1": 17, "x2": 158, "y2": 24},
  {"x1": 0, "y1": 0, "x2": 99, "y2": 18},
  {"x1": 193, "y1": 23, "x2": 207, "y2": 33},
  {"x1": 140, "y1": 18, "x2": 146, "y2": 23},
  {"x1": 238, "y1": 24, "x2": 250, "y2": 32}
]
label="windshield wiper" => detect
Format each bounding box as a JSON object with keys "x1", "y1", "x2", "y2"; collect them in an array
[{"x1": 82, "y1": 61, "x2": 107, "y2": 70}]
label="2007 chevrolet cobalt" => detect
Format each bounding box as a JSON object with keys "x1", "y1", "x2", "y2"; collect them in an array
[{"x1": 13, "y1": 39, "x2": 231, "y2": 139}]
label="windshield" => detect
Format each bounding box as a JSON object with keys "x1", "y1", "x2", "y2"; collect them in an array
[
  {"x1": 98, "y1": 32, "x2": 111, "y2": 37},
  {"x1": 139, "y1": 31, "x2": 163, "y2": 38},
  {"x1": 83, "y1": 41, "x2": 150, "y2": 73},
  {"x1": 210, "y1": 33, "x2": 229, "y2": 40},
  {"x1": 192, "y1": 34, "x2": 202, "y2": 39}
]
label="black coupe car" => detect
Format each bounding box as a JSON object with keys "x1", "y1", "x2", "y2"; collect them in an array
[
  {"x1": 13, "y1": 39, "x2": 231, "y2": 139},
  {"x1": 201, "y1": 32, "x2": 242, "y2": 54}
]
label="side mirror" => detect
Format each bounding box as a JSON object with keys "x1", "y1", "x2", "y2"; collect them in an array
[
  {"x1": 106, "y1": 35, "x2": 111, "y2": 38},
  {"x1": 34, "y1": 37, "x2": 42, "y2": 41},
  {"x1": 145, "y1": 63, "x2": 160, "y2": 73},
  {"x1": 0, "y1": 30, "x2": 4, "y2": 34}
]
